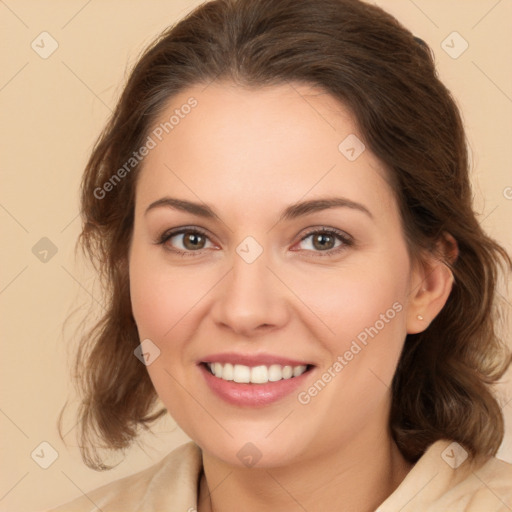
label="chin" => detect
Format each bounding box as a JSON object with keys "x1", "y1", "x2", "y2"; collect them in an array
[{"x1": 195, "y1": 427, "x2": 315, "y2": 469}]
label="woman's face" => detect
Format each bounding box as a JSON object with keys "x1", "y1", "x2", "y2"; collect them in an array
[{"x1": 129, "y1": 82, "x2": 423, "y2": 468}]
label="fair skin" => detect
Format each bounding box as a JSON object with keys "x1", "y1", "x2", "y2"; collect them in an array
[{"x1": 128, "y1": 82, "x2": 454, "y2": 512}]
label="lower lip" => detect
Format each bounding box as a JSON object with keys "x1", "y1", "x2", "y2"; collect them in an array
[{"x1": 199, "y1": 364, "x2": 313, "y2": 407}]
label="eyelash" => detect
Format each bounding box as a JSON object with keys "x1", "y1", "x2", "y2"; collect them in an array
[{"x1": 155, "y1": 226, "x2": 354, "y2": 258}]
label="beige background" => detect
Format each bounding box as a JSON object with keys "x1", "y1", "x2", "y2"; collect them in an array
[{"x1": 1, "y1": 1, "x2": 511, "y2": 510}]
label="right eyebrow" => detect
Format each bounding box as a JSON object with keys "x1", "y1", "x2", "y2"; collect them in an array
[{"x1": 145, "y1": 197, "x2": 217, "y2": 218}]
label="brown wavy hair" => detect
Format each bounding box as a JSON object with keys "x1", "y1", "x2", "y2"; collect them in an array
[{"x1": 61, "y1": 0, "x2": 512, "y2": 470}]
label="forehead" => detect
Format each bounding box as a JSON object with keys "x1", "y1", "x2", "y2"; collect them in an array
[{"x1": 135, "y1": 81, "x2": 397, "y2": 219}]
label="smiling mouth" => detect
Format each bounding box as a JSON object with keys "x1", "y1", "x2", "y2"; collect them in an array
[{"x1": 202, "y1": 362, "x2": 314, "y2": 384}]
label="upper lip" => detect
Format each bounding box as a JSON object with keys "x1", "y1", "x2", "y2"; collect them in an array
[{"x1": 200, "y1": 352, "x2": 314, "y2": 368}]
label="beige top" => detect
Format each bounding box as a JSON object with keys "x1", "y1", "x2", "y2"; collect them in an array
[{"x1": 47, "y1": 439, "x2": 512, "y2": 512}]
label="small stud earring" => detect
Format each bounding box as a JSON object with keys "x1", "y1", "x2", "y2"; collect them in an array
[{"x1": 417, "y1": 314, "x2": 424, "y2": 321}]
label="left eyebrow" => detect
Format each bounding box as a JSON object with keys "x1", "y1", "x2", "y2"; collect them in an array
[{"x1": 278, "y1": 197, "x2": 373, "y2": 221}]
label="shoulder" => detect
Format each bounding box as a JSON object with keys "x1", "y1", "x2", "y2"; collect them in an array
[
  {"x1": 45, "y1": 441, "x2": 202, "y2": 512},
  {"x1": 445, "y1": 453, "x2": 512, "y2": 511},
  {"x1": 377, "y1": 439, "x2": 512, "y2": 512}
]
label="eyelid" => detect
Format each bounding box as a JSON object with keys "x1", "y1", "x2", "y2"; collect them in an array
[
  {"x1": 155, "y1": 225, "x2": 218, "y2": 255},
  {"x1": 292, "y1": 226, "x2": 354, "y2": 256},
  {"x1": 157, "y1": 225, "x2": 211, "y2": 243},
  {"x1": 297, "y1": 226, "x2": 353, "y2": 243}
]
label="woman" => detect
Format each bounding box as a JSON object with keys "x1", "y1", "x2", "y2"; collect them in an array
[{"x1": 49, "y1": 0, "x2": 512, "y2": 510}]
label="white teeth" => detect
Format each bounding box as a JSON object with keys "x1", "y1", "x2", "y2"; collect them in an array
[
  {"x1": 213, "y1": 362, "x2": 223, "y2": 378},
  {"x1": 293, "y1": 365, "x2": 304, "y2": 377},
  {"x1": 233, "y1": 364, "x2": 250, "y2": 383},
  {"x1": 222, "y1": 363, "x2": 234, "y2": 381},
  {"x1": 282, "y1": 366, "x2": 293, "y2": 379},
  {"x1": 206, "y1": 362, "x2": 308, "y2": 384},
  {"x1": 250, "y1": 365, "x2": 268, "y2": 384},
  {"x1": 268, "y1": 364, "x2": 282, "y2": 382}
]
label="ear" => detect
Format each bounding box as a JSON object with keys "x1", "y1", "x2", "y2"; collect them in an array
[{"x1": 406, "y1": 232, "x2": 458, "y2": 334}]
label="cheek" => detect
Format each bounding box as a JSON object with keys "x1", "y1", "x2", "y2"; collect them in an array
[
  {"x1": 292, "y1": 257, "x2": 409, "y2": 349},
  {"x1": 129, "y1": 272, "x2": 181, "y2": 340},
  {"x1": 291, "y1": 251, "x2": 410, "y2": 408},
  {"x1": 291, "y1": 255, "x2": 409, "y2": 431},
  {"x1": 129, "y1": 246, "x2": 206, "y2": 340},
  {"x1": 128, "y1": 248, "x2": 200, "y2": 416}
]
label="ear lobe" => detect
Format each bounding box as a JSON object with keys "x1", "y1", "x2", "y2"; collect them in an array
[{"x1": 406, "y1": 233, "x2": 458, "y2": 334}]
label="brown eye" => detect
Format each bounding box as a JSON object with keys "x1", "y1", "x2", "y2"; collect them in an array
[
  {"x1": 311, "y1": 233, "x2": 336, "y2": 251},
  {"x1": 294, "y1": 227, "x2": 353, "y2": 257},
  {"x1": 158, "y1": 227, "x2": 214, "y2": 255},
  {"x1": 181, "y1": 231, "x2": 207, "y2": 250}
]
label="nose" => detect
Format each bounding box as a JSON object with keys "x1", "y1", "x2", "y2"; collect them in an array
[{"x1": 210, "y1": 247, "x2": 290, "y2": 337}]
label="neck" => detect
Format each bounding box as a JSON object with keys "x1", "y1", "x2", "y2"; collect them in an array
[{"x1": 197, "y1": 430, "x2": 413, "y2": 512}]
